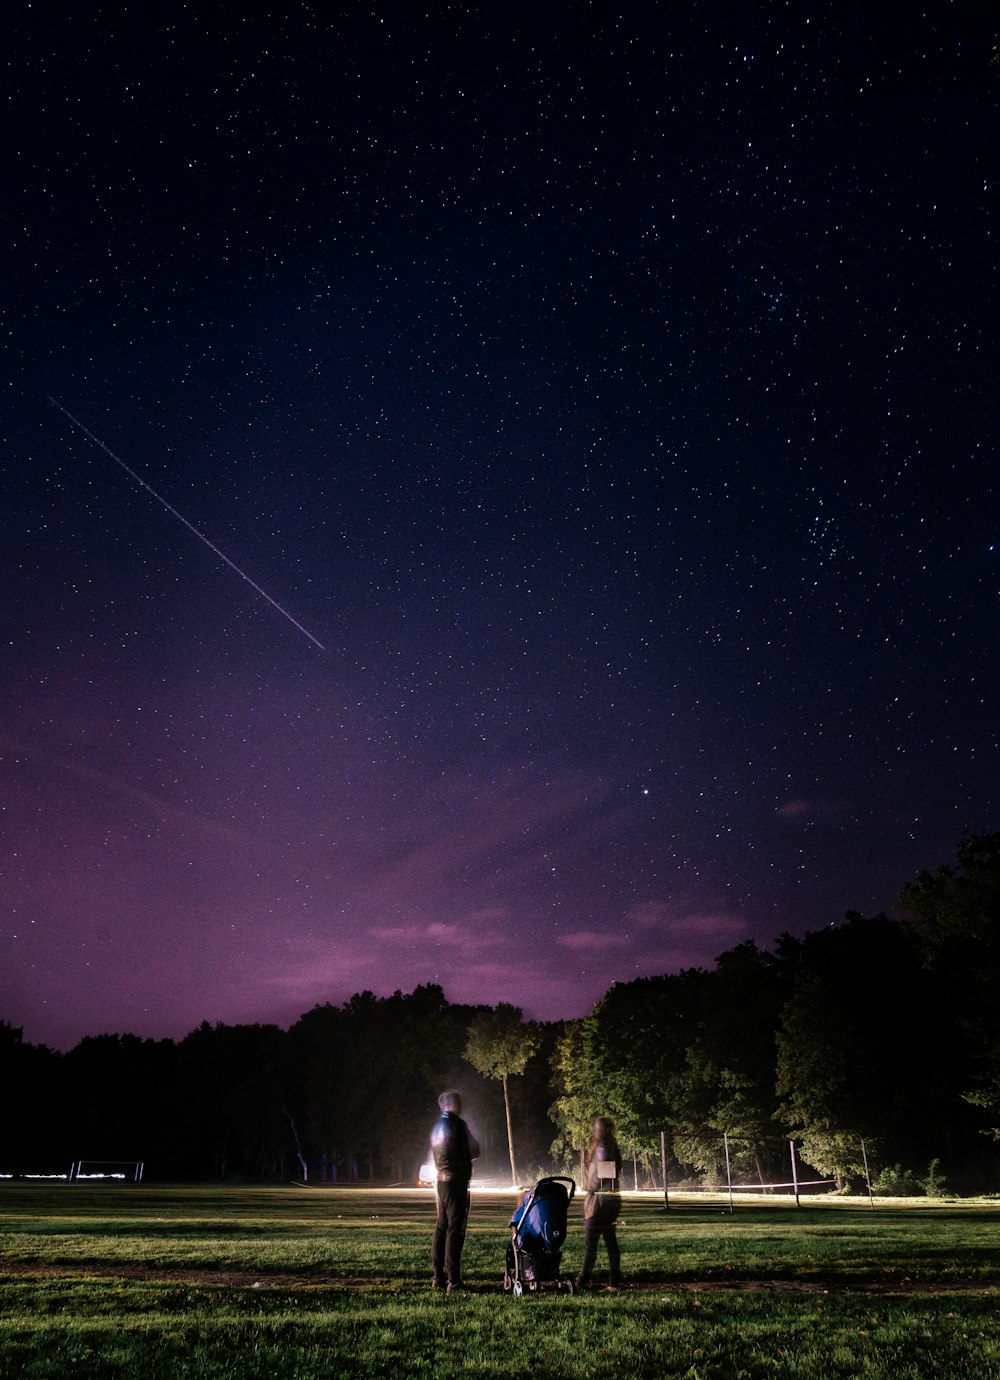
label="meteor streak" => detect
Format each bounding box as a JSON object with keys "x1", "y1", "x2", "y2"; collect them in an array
[{"x1": 48, "y1": 396, "x2": 325, "y2": 651}]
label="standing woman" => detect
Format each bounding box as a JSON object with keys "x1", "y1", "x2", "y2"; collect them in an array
[{"x1": 576, "y1": 1115, "x2": 623, "y2": 1291}]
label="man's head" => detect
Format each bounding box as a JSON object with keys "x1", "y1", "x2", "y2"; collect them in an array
[{"x1": 438, "y1": 1089, "x2": 462, "y2": 1114}]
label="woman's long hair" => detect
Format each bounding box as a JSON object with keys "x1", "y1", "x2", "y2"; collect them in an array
[{"x1": 587, "y1": 1115, "x2": 621, "y2": 1165}]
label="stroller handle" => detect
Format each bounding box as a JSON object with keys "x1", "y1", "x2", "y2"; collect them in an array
[{"x1": 539, "y1": 1175, "x2": 577, "y2": 1205}]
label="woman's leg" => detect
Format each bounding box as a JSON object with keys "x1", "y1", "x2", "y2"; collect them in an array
[
  {"x1": 576, "y1": 1220, "x2": 600, "y2": 1286},
  {"x1": 604, "y1": 1224, "x2": 621, "y2": 1285}
]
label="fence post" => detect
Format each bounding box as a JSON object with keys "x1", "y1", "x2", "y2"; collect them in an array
[
  {"x1": 660, "y1": 1130, "x2": 669, "y2": 1209},
  {"x1": 723, "y1": 1132, "x2": 734, "y2": 1214}
]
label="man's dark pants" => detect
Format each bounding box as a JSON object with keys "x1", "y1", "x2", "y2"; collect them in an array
[{"x1": 432, "y1": 1177, "x2": 470, "y2": 1286}]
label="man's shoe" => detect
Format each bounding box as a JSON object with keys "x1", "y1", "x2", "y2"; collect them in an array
[{"x1": 446, "y1": 1281, "x2": 464, "y2": 1294}]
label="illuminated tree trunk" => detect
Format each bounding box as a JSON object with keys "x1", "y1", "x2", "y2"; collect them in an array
[
  {"x1": 501, "y1": 1072, "x2": 517, "y2": 1186},
  {"x1": 463, "y1": 1004, "x2": 539, "y2": 1191}
]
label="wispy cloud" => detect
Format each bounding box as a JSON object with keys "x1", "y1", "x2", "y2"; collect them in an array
[
  {"x1": 0, "y1": 732, "x2": 249, "y2": 844},
  {"x1": 356, "y1": 765, "x2": 606, "y2": 905},
  {"x1": 556, "y1": 930, "x2": 633, "y2": 952},
  {"x1": 369, "y1": 918, "x2": 508, "y2": 957}
]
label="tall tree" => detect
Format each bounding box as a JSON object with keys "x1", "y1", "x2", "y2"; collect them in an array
[
  {"x1": 671, "y1": 941, "x2": 788, "y2": 1184},
  {"x1": 900, "y1": 832, "x2": 1000, "y2": 958},
  {"x1": 0, "y1": 1022, "x2": 62, "y2": 1173},
  {"x1": 63, "y1": 1032, "x2": 180, "y2": 1175},
  {"x1": 549, "y1": 1019, "x2": 601, "y2": 1174},
  {"x1": 464, "y1": 1003, "x2": 539, "y2": 1185},
  {"x1": 775, "y1": 913, "x2": 965, "y2": 1187},
  {"x1": 288, "y1": 984, "x2": 466, "y2": 1182},
  {"x1": 584, "y1": 969, "x2": 708, "y2": 1180},
  {"x1": 176, "y1": 1022, "x2": 291, "y2": 1179},
  {"x1": 900, "y1": 832, "x2": 1000, "y2": 1141}
]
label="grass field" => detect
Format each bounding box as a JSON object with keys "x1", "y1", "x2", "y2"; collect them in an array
[{"x1": 3, "y1": 1184, "x2": 1000, "y2": 1377}]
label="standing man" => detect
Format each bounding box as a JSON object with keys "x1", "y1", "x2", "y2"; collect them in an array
[{"x1": 430, "y1": 1089, "x2": 479, "y2": 1293}]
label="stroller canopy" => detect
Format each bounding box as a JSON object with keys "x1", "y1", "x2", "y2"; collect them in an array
[{"x1": 509, "y1": 1177, "x2": 572, "y2": 1255}]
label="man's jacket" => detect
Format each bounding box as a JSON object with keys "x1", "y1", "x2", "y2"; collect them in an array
[{"x1": 430, "y1": 1111, "x2": 479, "y2": 1182}]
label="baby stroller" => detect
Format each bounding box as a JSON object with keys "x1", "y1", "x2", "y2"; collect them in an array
[{"x1": 503, "y1": 1175, "x2": 576, "y2": 1296}]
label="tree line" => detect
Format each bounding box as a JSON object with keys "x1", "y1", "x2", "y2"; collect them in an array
[{"x1": 3, "y1": 833, "x2": 999, "y2": 1193}]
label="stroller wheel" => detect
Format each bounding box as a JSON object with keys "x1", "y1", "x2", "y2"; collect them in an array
[{"x1": 512, "y1": 1280, "x2": 523, "y2": 1298}]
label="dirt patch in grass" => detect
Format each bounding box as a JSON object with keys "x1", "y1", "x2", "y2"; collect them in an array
[{"x1": 2, "y1": 1261, "x2": 998, "y2": 1297}]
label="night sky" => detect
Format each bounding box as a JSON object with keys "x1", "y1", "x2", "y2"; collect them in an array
[{"x1": 4, "y1": 3, "x2": 997, "y2": 1052}]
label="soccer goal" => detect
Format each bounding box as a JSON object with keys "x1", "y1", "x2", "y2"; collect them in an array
[{"x1": 69, "y1": 1159, "x2": 145, "y2": 1183}]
